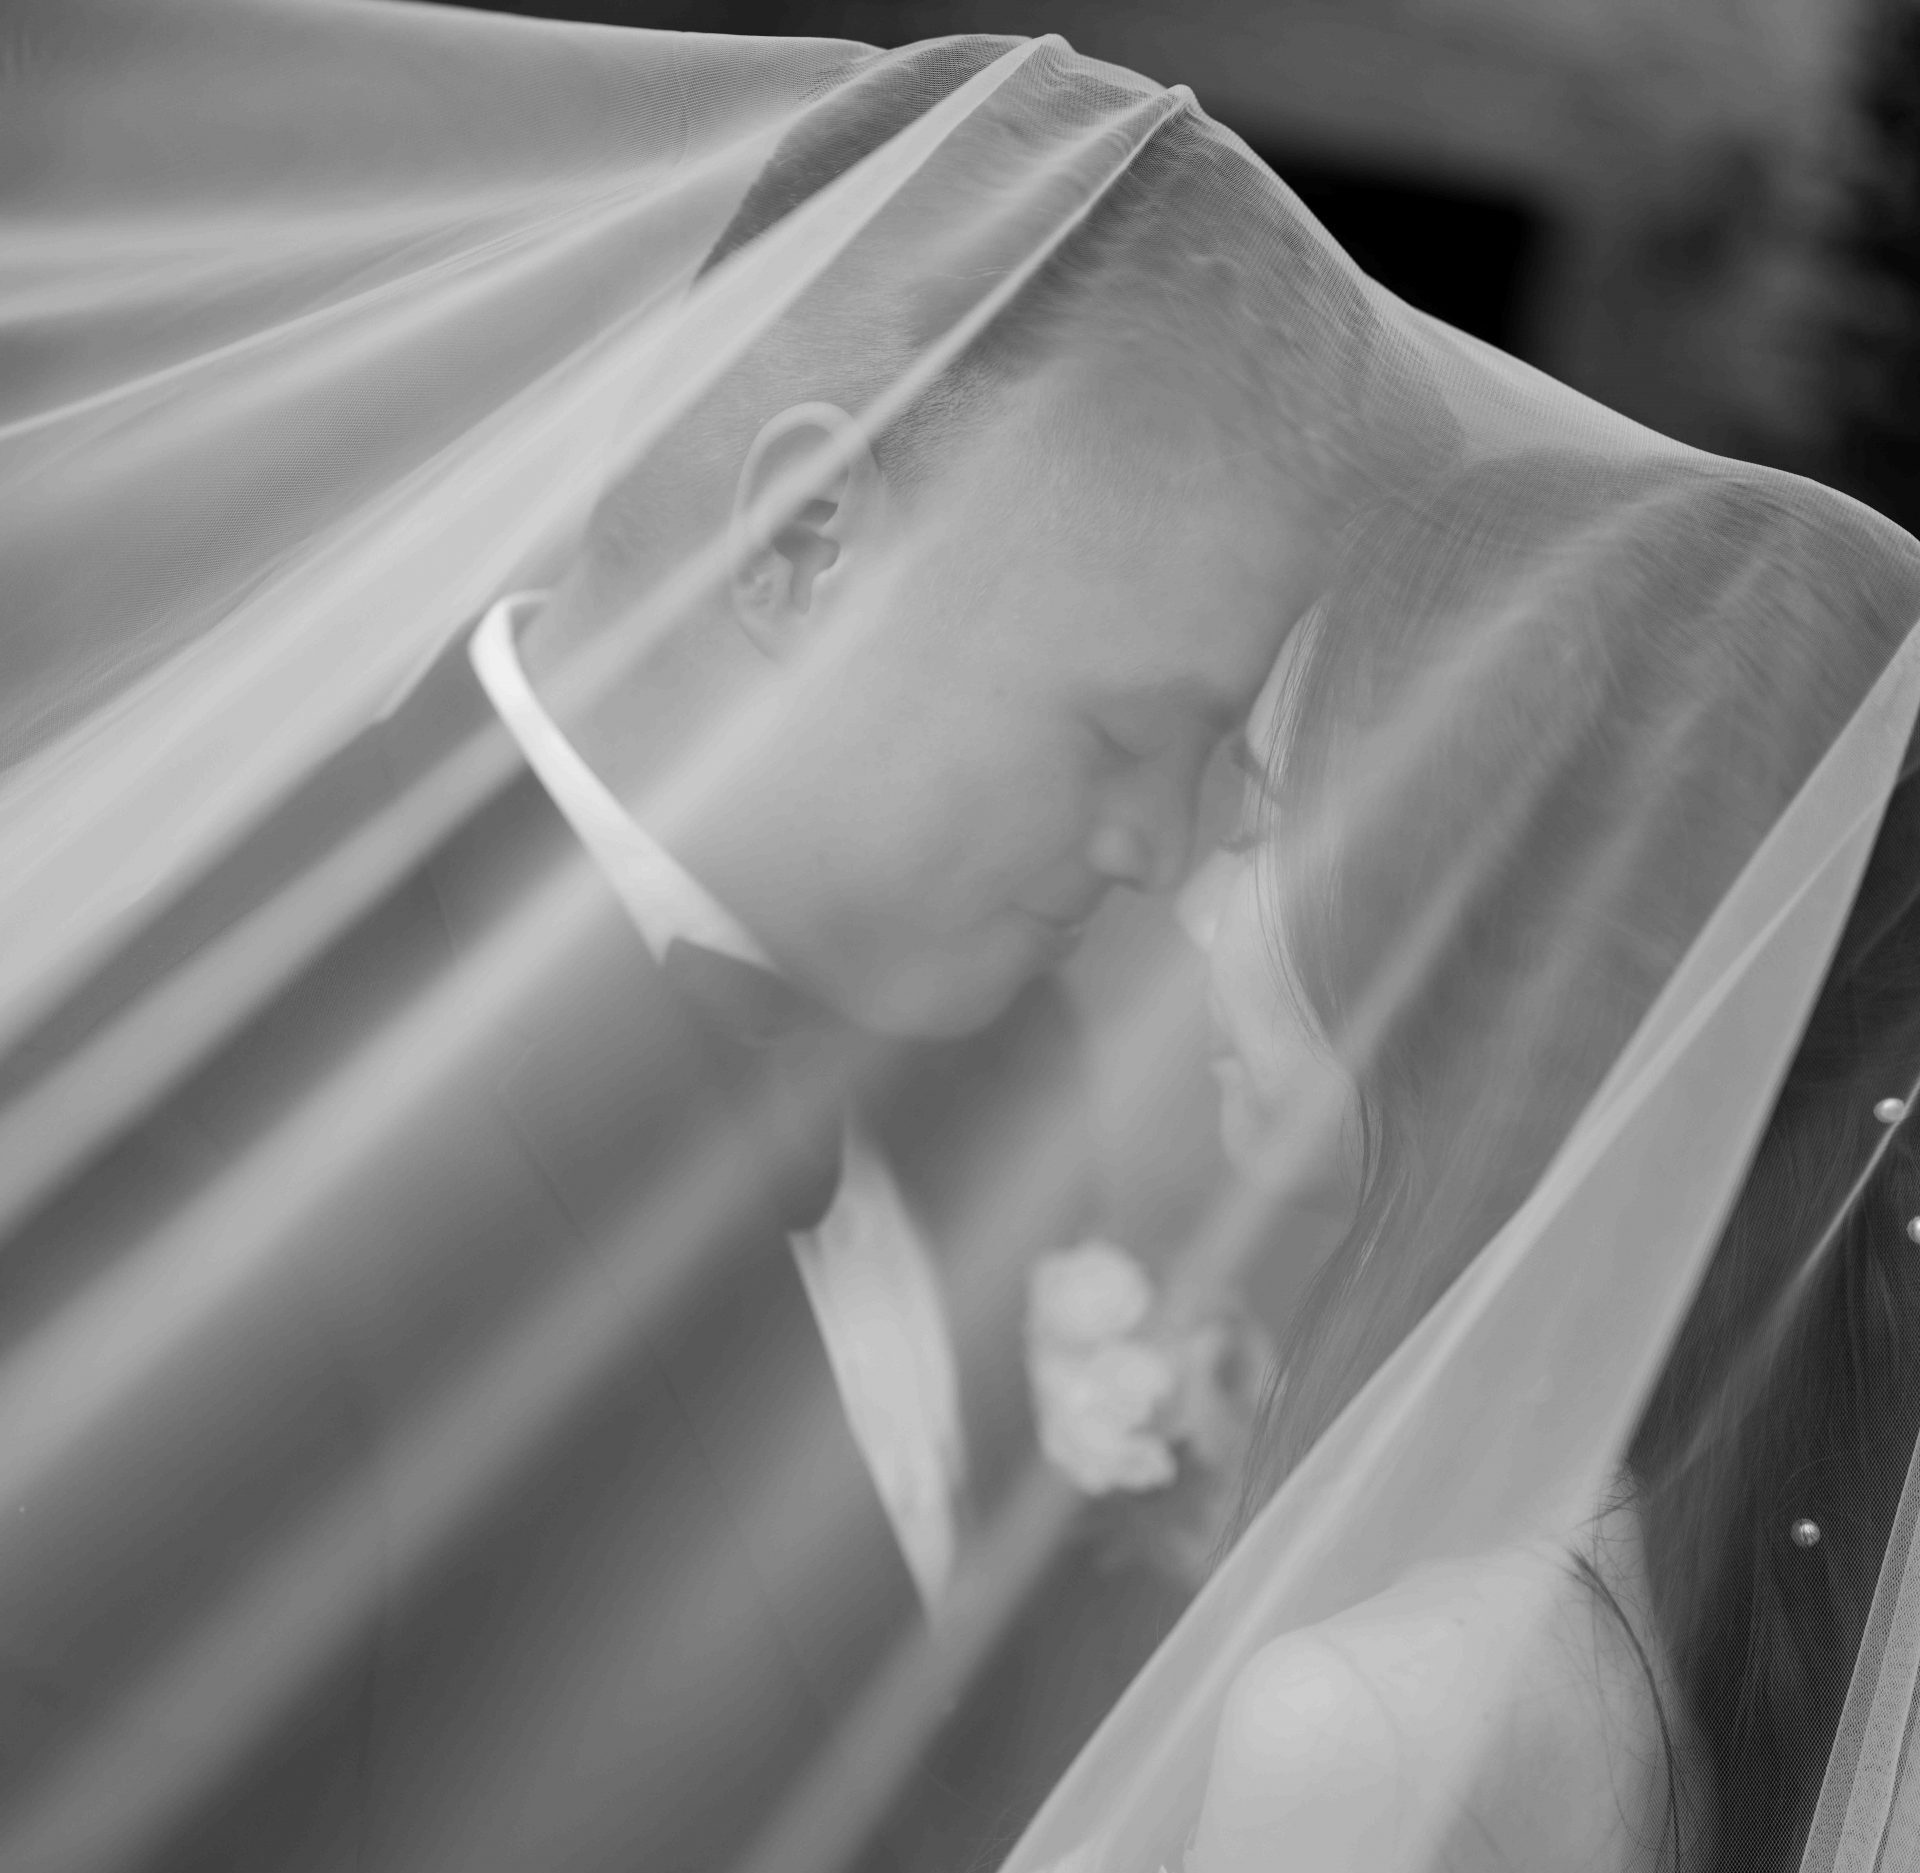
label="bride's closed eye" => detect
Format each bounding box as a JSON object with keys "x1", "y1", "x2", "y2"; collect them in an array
[
  {"x1": 1214, "y1": 738, "x2": 1275, "y2": 858},
  {"x1": 1224, "y1": 731, "x2": 1280, "y2": 802}
]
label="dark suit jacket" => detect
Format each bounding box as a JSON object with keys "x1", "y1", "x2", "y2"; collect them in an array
[{"x1": 0, "y1": 634, "x2": 1106, "y2": 1873}]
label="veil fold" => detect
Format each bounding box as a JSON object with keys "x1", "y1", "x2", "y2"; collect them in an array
[
  {"x1": 1803, "y1": 1417, "x2": 1920, "y2": 1872},
  {"x1": 7, "y1": 6, "x2": 1920, "y2": 1870}
]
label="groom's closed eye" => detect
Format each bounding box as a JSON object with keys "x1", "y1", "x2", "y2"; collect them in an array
[
  {"x1": 1091, "y1": 720, "x2": 1153, "y2": 765},
  {"x1": 1091, "y1": 697, "x2": 1196, "y2": 765}
]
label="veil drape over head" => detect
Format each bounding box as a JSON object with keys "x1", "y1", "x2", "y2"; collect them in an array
[{"x1": 7, "y1": 5, "x2": 1920, "y2": 1870}]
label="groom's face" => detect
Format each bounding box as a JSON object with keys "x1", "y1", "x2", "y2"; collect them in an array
[{"x1": 741, "y1": 381, "x2": 1309, "y2": 1037}]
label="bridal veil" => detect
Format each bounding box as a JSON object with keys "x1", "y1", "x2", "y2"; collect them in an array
[{"x1": 8, "y1": 3, "x2": 1920, "y2": 1868}]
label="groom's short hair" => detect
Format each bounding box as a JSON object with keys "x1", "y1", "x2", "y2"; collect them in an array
[
  {"x1": 706, "y1": 37, "x2": 1419, "y2": 479},
  {"x1": 576, "y1": 36, "x2": 1456, "y2": 598}
]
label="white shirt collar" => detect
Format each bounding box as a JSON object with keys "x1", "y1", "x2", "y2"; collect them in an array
[{"x1": 469, "y1": 592, "x2": 775, "y2": 973}]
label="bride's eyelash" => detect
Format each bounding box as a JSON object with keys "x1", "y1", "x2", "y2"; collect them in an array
[
  {"x1": 1219, "y1": 826, "x2": 1263, "y2": 856},
  {"x1": 1225, "y1": 734, "x2": 1281, "y2": 808}
]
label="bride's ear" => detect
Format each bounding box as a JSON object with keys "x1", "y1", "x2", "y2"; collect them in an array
[{"x1": 728, "y1": 402, "x2": 881, "y2": 656}]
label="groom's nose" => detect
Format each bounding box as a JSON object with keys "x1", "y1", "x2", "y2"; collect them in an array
[{"x1": 1088, "y1": 771, "x2": 1196, "y2": 895}]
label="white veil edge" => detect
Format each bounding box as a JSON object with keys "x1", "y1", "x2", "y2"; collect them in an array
[{"x1": 1803, "y1": 1330, "x2": 1920, "y2": 1868}]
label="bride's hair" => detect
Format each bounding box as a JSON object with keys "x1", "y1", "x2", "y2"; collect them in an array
[
  {"x1": 1238, "y1": 448, "x2": 1920, "y2": 1870},
  {"x1": 1629, "y1": 722, "x2": 1920, "y2": 1869}
]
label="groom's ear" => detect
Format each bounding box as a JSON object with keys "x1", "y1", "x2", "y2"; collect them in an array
[{"x1": 728, "y1": 402, "x2": 881, "y2": 655}]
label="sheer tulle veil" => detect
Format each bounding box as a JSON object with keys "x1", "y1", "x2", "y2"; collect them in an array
[{"x1": 8, "y1": 3, "x2": 1920, "y2": 1868}]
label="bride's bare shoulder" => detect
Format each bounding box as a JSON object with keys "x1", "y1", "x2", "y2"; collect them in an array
[
  {"x1": 1193, "y1": 1555, "x2": 1527, "y2": 1866},
  {"x1": 1190, "y1": 1542, "x2": 1680, "y2": 1872}
]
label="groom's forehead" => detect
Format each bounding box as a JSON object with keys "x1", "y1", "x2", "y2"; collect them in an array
[{"x1": 1020, "y1": 556, "x2": 1282, "y2": 703}]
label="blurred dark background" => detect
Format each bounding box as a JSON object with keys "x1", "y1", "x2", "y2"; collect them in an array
[{"x1": 447, "y1": 0, "x2": 1920, "y2": 526}]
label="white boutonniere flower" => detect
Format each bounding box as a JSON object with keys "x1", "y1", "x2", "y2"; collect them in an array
[
  {"x1": 1026, "y1": 1239, "x2": 1274, "y2": 1503},
  {"x1": 1027, "y1": 1240, "x2": 1178, "y2": 1494}
]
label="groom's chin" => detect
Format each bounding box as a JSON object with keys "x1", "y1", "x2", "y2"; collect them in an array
[{"x1": 829, "y1": 938, "x2": 1044, "y2": 1042}]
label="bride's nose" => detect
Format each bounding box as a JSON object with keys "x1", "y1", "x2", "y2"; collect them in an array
[{"x1": 1176, "y1": 848, "x2": 1241, "y2": 952}]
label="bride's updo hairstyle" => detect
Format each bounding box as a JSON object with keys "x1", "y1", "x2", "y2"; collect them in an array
[
  {"x1": 560, "y1": 36, "x2": 1456, "y2": 631},
  {"x1": 1239, "y1": 448, "x2": 1920, "y2": 1870}
]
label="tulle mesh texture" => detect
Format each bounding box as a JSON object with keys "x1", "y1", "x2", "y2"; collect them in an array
[{"x1": 6, "y1": 5, "x2": 1920, "y2": 1871}]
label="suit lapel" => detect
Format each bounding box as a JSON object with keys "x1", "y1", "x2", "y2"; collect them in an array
[{"x1": 378, "y1": 634, "x2": 921, "y2": 1714}]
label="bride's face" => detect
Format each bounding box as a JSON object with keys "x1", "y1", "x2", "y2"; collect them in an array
[
  {"x1": 1181, "y1": 659, "x2": 1363, "y2": 1203},
  {"x1": 1182, "y1": 848, "x2": 1361, "y2": 1202}
]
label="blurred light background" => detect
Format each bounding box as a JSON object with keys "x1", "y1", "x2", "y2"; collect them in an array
[{"x1": 439, "y1": 0, "x2": 1920, "y2": 1323}]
